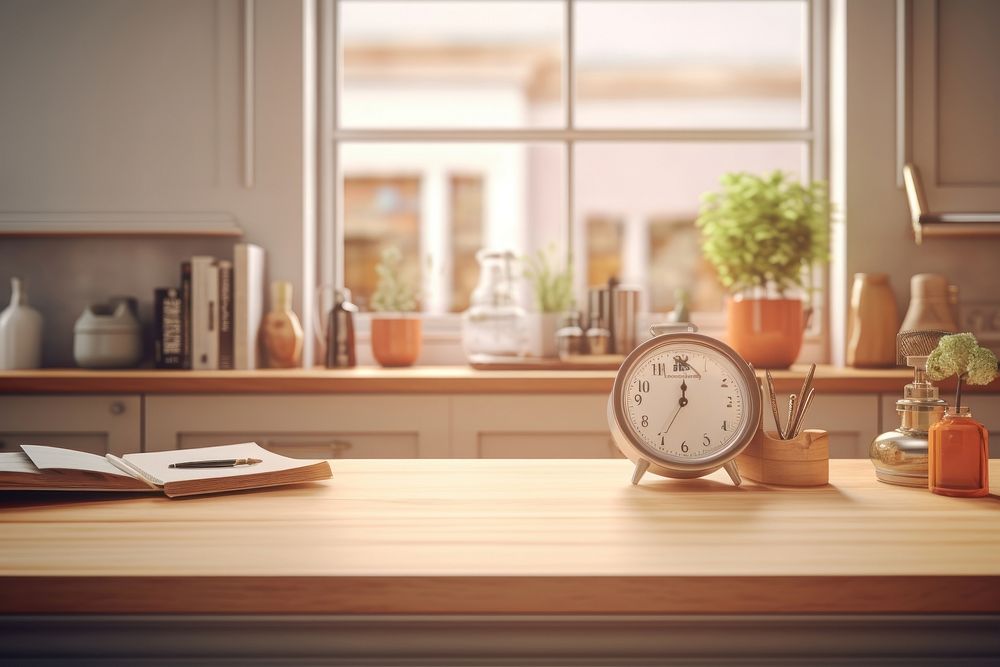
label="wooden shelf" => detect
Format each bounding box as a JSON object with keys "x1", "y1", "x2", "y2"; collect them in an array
[
  {"x1": 0, "y1": 211, "x2": 243, "y2": 237},
  {"x1": 1, "y1": 365, "x2": 997, "y2": 395}
]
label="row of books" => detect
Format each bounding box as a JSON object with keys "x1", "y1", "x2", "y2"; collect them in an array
[{"x1": 153, "y1": 243, "x2": 265, "y2": 370}]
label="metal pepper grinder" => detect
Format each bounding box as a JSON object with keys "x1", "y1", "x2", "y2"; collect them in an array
[{"x1": 869, "y1": 330, "x2": 949, "y2": 486}]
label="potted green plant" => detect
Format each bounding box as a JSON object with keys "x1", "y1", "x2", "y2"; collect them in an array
[
  {"x1": 695, "y1": 171, "x2": 829, "y2": 368},
  {"x1": 370, "y1": 247, "x2": 421, "y2": 367},
  {"x1": 523, "y1": 245, "x2": 574, "y2": 358}
]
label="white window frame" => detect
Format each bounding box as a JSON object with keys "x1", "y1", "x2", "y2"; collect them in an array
[{"x1": 317, "y1": 0, "x2": 829, "y2": 362}]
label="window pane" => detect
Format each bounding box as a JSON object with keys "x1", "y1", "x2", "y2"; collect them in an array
[
  {"x1": 340, "y1": 1, "x2": 565, "y2": 128},
  {"x1": 574, "y1": 1, "x2": 806, "y2": 128},
  {"x1": 341, "y1": 143, "x2": 566, "y2": 313},
  {"x1": 573, "y1": 142, "x2": 807, "y2": 313}
]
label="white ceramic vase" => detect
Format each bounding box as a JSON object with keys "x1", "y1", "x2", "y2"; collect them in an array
[{"x1": 0, "y1": 277, "x2": 44, "y2": 369}]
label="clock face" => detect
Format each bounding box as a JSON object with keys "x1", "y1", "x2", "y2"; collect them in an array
[{"x1": 618, "y1": 339, "x2": 754, "y2": 465}]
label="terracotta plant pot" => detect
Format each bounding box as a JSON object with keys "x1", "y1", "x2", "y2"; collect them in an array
[
  {"x1": 726, "y1": 298, "x2": 803, "y2": 369},
  {"x1": 370, "y1": 315, "x2": 422, "y2": 367}
]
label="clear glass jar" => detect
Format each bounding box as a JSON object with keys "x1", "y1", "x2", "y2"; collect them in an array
[
  {"x1": 928, "y1": 406, "x2": 989, "y2": 498},
  {"x1": 461, "y1": 250, "x2": 528, "y2": 361}
]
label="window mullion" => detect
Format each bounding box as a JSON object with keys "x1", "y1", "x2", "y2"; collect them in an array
[{"x1": 565, "y1": 0, "x2": 575, "y2": 274}]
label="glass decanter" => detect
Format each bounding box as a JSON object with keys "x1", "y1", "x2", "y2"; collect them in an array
[{"x1": 461, "y1": 250, "x2": 527, "y2": 361}]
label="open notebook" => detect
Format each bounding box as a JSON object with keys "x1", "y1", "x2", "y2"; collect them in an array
[{"x1": 0, "y1": 443, "x2": 332, "y2": 498}]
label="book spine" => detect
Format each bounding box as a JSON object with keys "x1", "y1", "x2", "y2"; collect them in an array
[
  {"x1": 180, "y1": 261, "x2": 192, "y2": 369},
  {"x1": 206, "y1": 264, "x2": 219, "y2": 369},
  {"x1": 154, "y1": 288, "x2": 184, "y2": 369},
  {"x1": 234, "y1": 243, "x2": 265, "y2": 370},
  {"x1": 217, "y1": 260, "x2": 234, "y2": 370},
  {"x1": 191, "y1": 256, "x2": 217, "y2": 370}
]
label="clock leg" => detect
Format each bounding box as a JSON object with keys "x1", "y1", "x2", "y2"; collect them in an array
[
  {"x1": 631, "y1": 459, "x2": 650, "y2": 485},
  {"x1": 723, "y1": 461, "x2": 743, "y2": 487}
]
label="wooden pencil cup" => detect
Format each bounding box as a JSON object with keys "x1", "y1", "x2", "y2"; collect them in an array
[{"x1": 736, "y1": 428, "x2": 829, "y2": 486}]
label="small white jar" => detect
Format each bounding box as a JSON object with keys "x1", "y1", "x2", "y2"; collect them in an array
[{"x1": 73, "y1": 302, "x2": 143, "y2": 368}]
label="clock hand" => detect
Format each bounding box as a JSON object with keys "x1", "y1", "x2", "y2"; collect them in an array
[{"x1": 658, "y1": 380, "x2": 689, "y2": 435}]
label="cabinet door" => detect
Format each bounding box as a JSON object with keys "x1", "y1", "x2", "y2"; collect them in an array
[
  {"x1": 451, "y1": 395, "x2": 621, "y2": 458},
  {"x1": 145, "y1": 395, "x2": 450, "y2": 458},
  {"x1": 908, "y1": 0, "x2": 1000, "y2": 211},
  {"x1": 770, "y1": 393, "x2": 880, "y2": 458},
  {"x1": 0, "y1": 395, "x2": 141, "y2": 455},
  {"x1": 886, "y1": 394, "x2": 1000, "y2": 458}
]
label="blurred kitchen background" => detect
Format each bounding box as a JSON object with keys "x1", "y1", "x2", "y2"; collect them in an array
[{"x1": 1, "y1": 0, "x2": 999, "y2": 366}]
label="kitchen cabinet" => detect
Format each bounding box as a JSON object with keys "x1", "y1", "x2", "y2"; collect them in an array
[
  {"x1": 770, "y1": 393, "x2": 880, "y2": 458},
  {"x1": 144, "y1": 395, "x2": 451, "y2": 458},
  {"x1": 0, "y1": 0, "x2": 312, "y2": 365},
  {"x1": 881, "y1": 392, "x2": 1000, "y2": 458},
  {"x1": 451, "y1": 395, "x2": 622, "y2": 458},
  {"x1": 0, "y1": 395, "x2": 140, "y2": 456},
  {"x1": 906, "y1": 0, "x2": 1000, "y2": 214}
]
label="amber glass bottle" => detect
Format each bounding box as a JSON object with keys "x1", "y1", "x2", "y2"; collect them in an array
[
  {"x1": 928, "y1": 406, "x2": 989, "y2": 497},
  {"x1": 261, "y1": 281, "x2": 303, "y2": 368}
]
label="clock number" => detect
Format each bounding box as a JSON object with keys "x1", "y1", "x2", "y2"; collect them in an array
[
  {"x1": 721, "y1": 378, "x2": 729, "y2": 388},
  {"x1": 634, "y1": 393, "x2": 642, "y2": 405},
  {"x1": 652, "y1": 362, "x2": 666, "y2": 376},
  {"x1": 703, "y1": 433, "x2": 711, "y2": 447},
  {"x1": 680, "y1": 441, "x2": 689, "y2": 453},
  {"x1": 641, "y1": 415, "x2": 648, "y2": 427},
  {"x1": 721, "y1": 420, "x2": 728, "y2": 432},
  {"x1": 726, "y1": 395, "x2": 733, "y2": 408},
  {"x1": 660, "y1": 435, "x2": 666, "y2": 448},
  {"x1": 638, "y1": 380, "x2": 650, "y2": 393}
]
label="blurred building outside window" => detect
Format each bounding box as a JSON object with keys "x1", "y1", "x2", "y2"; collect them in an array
[{"x1": 330, "y1": 0, "x2": 824, "y2": 334}]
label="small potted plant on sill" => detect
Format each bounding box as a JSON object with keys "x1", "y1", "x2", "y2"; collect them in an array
[
  {"x1": 523, "y1": 245, "x2": 574, "y2": 358},
  {"x1": 370, "y1": 246, "x2": 421, "y2": 367},
  {"x1": 696, "y1": 171, "x2": 830, "y2": 368}
]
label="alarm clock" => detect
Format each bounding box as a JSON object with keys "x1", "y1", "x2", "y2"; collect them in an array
[{"x1": 608, "y1": 324, "x2": 762, "y2": 486}]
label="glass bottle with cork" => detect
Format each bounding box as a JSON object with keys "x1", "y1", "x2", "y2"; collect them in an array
[{"x1": 925, "y1": 333, "x2": 997, "y2": 498}]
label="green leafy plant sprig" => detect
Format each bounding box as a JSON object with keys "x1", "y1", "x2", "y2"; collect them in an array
[
  {"x1": 371, "y1": 246, "x2": 418, "y2": 313},
  {"x1": 926, "y1": 333, "x2": 998, "y2": 411},
  {"x1": 522, "y1": 245, "x2": 574, "y2": 314},
  {"x1": 695, "y1": 171, "x2": 830, "y2": 295}
]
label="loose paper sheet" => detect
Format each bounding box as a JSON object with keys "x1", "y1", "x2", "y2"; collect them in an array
[{"x1": 22, "y1": 444, "x2": 135, "y2": 477}]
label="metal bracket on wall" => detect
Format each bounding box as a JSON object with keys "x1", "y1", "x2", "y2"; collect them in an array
[{"x1": 903, "y1": 164, "x2": 1000, "y2": 245}]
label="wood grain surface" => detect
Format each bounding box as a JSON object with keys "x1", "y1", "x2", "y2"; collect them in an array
[
  {"x1": 1, "y1": 459, "x2": 998, "y2": 614},
  {"x1": 2, "y1": 365, "x2": 996, "y2": 394}
]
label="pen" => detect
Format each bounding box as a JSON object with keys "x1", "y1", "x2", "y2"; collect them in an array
[{"x1": 168, "y1": 458, "x2": 263, "y2": 469}]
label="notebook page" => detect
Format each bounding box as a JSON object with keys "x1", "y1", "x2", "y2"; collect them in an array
[
  {"x1": 122, "y1": 442, "x2": 323, "y2": 485},
  {"x1": 0, "y1": 452, "x2": 41, "y2": 474},
  {"x1": 22, "y1": 444, "x2": 137, "y2": 478}
]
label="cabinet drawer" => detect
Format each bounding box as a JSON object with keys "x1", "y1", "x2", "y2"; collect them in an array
[
  {"x1": 452, "y1": 395, "x2": 615, "y2": 458},
  {"x1": 177, "y1": 431, "x2": 417, "y2": 458},
  {"x1": 880, "y1": 393, "x2": 1000, "y2": 457},
  {"x1": 145, "y1": 395, "x2": 450, "y2": 457},
  {"x1": 0, "y1": 395, "x2": 141, "y2": 455},
  {"x1": 769, "y1": 393, "x2": 879, "y2": 458},
  {"x1": 478, "y1": 432, "x2": 622, "y2": 459}
]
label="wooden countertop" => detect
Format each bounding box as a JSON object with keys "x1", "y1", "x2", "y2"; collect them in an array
[
  {"x1": 1, "y1": 459, "x2": 998, "y2": 615},
  {"x1": 1, "y1": 365, "x2": 997, "y2": 394}
]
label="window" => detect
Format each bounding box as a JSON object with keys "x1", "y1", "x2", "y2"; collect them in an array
[{"x1": 325, "y1": 0, "x2": 825, "y2": 330}]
